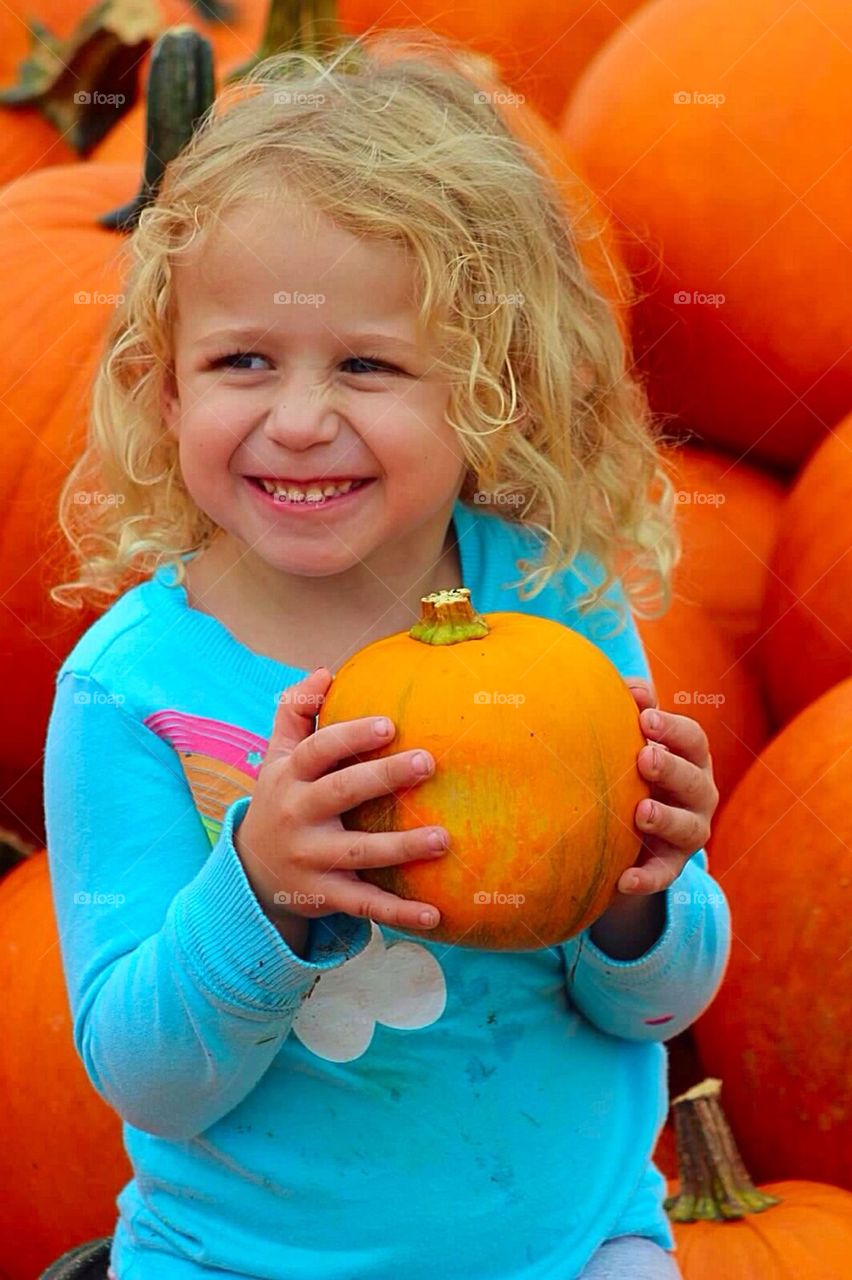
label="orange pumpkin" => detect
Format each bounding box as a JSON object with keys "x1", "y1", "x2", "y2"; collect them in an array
[
  {"x1": 0, "y1": 29, "x2": 211, "y2": 848},
  {"x1": 561, "y1": 0, "x2": 852, "y2": 470},
  {"x1": 337, "y1": 0, "x2": 645, "y2": 125},
  {"x1": 316, "y1": 588, "x2": 650, "y2": 949},
  {"x1": 665, "y1": 1079, "x2": 852, "y2": 1279},
  {"x1": 692, "y1": 678, "x2": 852, "y2": 1189},
  {"x1": 760, "y1": 410, "x2": 852, "y2": 729},
  {"x1": 662, "y1": 444, "x2": 787, "y2": 655},
  {"x1": 637, "y1": 598, "x2": 768, "y2": 808},
  {"x1": 0, "y1": 853, "x2": 130, "y2": 1278}
]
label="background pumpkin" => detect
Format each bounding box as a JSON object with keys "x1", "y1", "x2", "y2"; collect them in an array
[
  {"x1": 693, "y1": 678, "x2": 852, "y2": 1189},
  {"x1": 0, "y1": 852, "x2": 130, "y2": 1279},
  {"x1": 666, "y1": 1078, "x2": 852, "y2": 1280},
  {"x1": 637, "y1": 597, "x2": 768, "y2": 807},
  {"x1": 760, "y1": 410, "x2": 852, "y2": 729},
  {"x1": 317, "y1": 588, "x2": 650, "y2": 949},
  {"x1": 662, "y1": 444, "x2": 787, "y2": 658},
  {"x1": 561, "y1": 0, "x2": 852, "y2": 470}
]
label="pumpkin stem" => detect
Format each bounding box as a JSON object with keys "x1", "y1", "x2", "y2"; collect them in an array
[
  {"x1": 99, "y1": 27, "x2": 215, "y2": 232},
  {"x1": 225, "y1": 0, "x2": 344, "y2": 84},
  {"x1": 409, "y1": 588, "x2": 491, "y2": 646},
  {"x1": 0, "y1": 0, "x2": 162, "y2": 154},
  {"x1": 664, "y1": 1078, "x2": 782, "y2": 1222}
]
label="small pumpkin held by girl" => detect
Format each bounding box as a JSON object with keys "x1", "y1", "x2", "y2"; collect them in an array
[{"x1": 44, "y1": 29, "x2": 728, "y2": 1280}]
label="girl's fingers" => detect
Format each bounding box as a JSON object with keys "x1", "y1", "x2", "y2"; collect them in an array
[
  {"x1": 637, "y1": 743, "x2": 712, "y2": 809},
  {"x1": 640, "y1": 707, "x2": 712, "y2": 771},
  {"x1": 618, "y1": 850, "x2": 686, "y2": 895},
  {"x1": 635, "y1": 796, "x2": 711, "y2": 854}
]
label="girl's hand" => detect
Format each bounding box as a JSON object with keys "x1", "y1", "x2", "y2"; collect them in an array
[
  {"x1": 617, "y1": 678, "x2": 720, "y2": 896},
  {"x1": 234, "y1": 667, "x2": 449, "y2": 934}
]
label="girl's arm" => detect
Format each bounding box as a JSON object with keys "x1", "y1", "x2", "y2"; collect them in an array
[
  {"x1": 563, "y1": 849, "x2": 731, "y2": 1041},
  {"x1": 44, "y1": 670, "x2": 371, "y2": 1141}
]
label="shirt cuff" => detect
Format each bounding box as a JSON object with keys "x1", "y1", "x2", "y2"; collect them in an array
[{"x1": 173, "y1": 795, "x2": 372, "y2": 1014}]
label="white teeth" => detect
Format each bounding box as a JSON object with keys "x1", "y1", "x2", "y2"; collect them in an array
[{"x1": 259, "y1": 478, "x2": 359, "y2": 502}]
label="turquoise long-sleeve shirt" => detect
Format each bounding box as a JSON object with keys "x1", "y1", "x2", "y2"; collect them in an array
[{"x1": 44, "y1": 498, "x2": 731, "y2": 1280}]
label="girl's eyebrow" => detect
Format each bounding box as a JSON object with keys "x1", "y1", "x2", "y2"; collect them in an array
[{"x1": 194, "y1": 327, "x2": 420, "y2": 352}]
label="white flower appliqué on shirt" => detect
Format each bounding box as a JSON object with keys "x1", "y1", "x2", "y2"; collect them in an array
[{"x1": 292, "y1": 923, "x2": 447, "y2": 1063}]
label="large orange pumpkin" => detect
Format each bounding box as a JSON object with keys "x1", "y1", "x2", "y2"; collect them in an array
[
  {"x1": 561, "y1": 0, "x2": 852, "y2": 470},
  {"x1": 662, "y1": 444, "x2": 787, "y2": 655},
  {"x1": 0, "y1": 29, "x2": 211, "y2": 848},
  {"x1": 665, "y1": 1078, "x2": 852, "y2": 1279},
  {"x1": 637, "y1": 597, "x2": 768, "y2": 808},
  {"x1": 692, "y1": 678, "x2": 852, "y2": 1189},
  {"x1": 0, "y1": 852, "x2": 130, "y2": 1279},
  {"x1": 760, "y1": 410, "x2": 852, "y2": 729},
  {"x1": 316, "y1": 588, "x2": 650, "y2": 950}
]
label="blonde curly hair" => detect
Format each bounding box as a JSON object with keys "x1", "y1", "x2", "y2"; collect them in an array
[{"x1": 50, "y1": 29, "x2": 680, "y2": 628}]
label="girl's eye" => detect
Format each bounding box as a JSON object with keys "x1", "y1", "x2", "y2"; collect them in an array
[
  {"x1": 210, "y1": 351, "x2": 269, "y2": 371},
  {"x1": 342, "y1": 355, "x2": 401, "y2": 375}
]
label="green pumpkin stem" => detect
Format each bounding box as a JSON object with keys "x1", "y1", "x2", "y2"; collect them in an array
[
  {"x1": 409, "y1": 588, "x2": 490, "y2": 646},
  {"x1": 664, "y1": 1078, "x2": 782, "y2": 1222},
  {"x1": 225, "y1": 0, "x2": 344, "y2": 84},
  {"x1": 99, "y1": 27, "x2": 215, "y2": 233}
]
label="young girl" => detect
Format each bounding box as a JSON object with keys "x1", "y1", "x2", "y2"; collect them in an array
[{"x1": 44, "y1": 33, "x2": 729, "y2": 1280}]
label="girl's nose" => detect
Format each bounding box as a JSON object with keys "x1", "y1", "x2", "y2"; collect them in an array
[{"x1": 261, "y1": 373, "x2": 341, "y2": 450}]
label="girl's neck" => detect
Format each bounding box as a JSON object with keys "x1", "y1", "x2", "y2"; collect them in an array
[{"x1": 181, "y1": 517, "x2": 463, "y2": 675}]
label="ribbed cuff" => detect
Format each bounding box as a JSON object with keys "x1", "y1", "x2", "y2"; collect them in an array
[
  {"x1": 174, "y1": 796, "x2": 372, "y2": 1013},
  {"x1": 578, "y1": 855, "x2": 711, "y2": 982}
]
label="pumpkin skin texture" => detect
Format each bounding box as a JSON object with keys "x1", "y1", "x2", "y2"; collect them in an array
[
  {"x1": 663, "y1": 445, "x2": 787, "y2": 655},
  {"x1": 0, "y1": 162, "x2": 144, "y2": 846},
  {"x1": 692, "y1": 679, "x2": 852, "y2": 1188},
  {"x1": 760, "y1": 410, "x2": 852, "y2": 729},
  {"x1": 637, "y1": 598, "x2": 769, "y2": 809},
  {"x1": 561, "y1": 0, "x2": 852, "y2": 470},
  {"x1": 316, "y1": 595, "x2": 650, "y2": 950},
  {"x1": 669, "y1": 1180, "x2": 852, "y2": 1280},
  {"x1": 0, "y1": 853, "x2": 130, "y2": 1279}
]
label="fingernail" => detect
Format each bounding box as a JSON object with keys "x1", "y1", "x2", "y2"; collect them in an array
[
  {"x1": 419, "y1": 910, "x2": 438, "y2": 926},
  {"x1": 624, "y1": 873, "x2": 641, "y2": 891},
  {"x1": 412, "y1": 752, "x2": 432, "y2": 775},
  {"x1": 645, "y1": 710, "x2": 662, "y2": 732},
  {"x1": 428, "y1": 829, "x2": 447, "y2": 850}
]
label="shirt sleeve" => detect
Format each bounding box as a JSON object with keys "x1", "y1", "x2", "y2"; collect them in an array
[
  {"x1": 563, "y1": 848, "x2": 731, "y2": 1041},
  {"x1": 43, "y1": 669, "x2": 372, "y2": 1141},
  {"x1": 559, "y1": 561, "x2": 732, "y2": 1041}
]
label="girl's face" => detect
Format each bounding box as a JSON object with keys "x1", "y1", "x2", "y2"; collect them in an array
[{"x1": 161, "y1": 197, "x2": 468, "y2": 582}]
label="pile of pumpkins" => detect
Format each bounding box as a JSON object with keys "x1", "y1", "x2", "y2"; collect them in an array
[{"x1": 0, "y1": 0, "x2": 850, "y2": 1275}]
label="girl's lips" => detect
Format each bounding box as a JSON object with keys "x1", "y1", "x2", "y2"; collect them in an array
[{"x1": 246, "y1": 475, "x2": 376, "y2": 514}]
